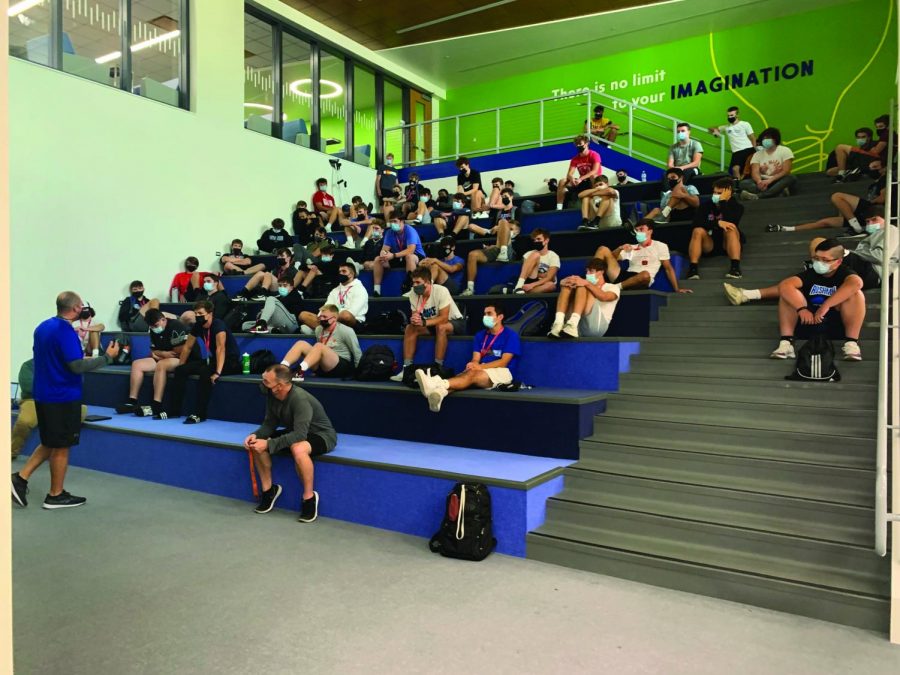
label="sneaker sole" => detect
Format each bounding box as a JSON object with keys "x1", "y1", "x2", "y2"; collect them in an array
[
  {"x1": 11, "y1": 483, "x2": 26, "y2": 507},
  {"x1": 725, "y1": 273, "x2": 742, "y2": 279},
  {"x1": 427, "y1": 390, "x2": 445, "y2": 413},
  {"x1": 414, "y1": 369, "x2": 432, "y2": 398},
  {"x1": 769, "y1": 353, "x2": 794, "y2": 360},
  {"x1": 842, "y1": 355, "x2": 863, "y2": 361},
  {"x1": 298, "y1": 491, "x2": 319, "y2": 523},
  {"x1": 255, "y1": 484, "x2": 283, "y2": 514},
  {"x1": 42, "y1": 500, "x2": 86, "y2": 510}
]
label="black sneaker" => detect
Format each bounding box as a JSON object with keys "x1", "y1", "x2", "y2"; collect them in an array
[
  {"x1": 249, "y1": 320, "x2": 270, "y2": 334},
  {"x1": 725, "y1": 266, "x2": 743, "y2": 279},
  {"x1": 766, "y1": 224, "x2": 783, "y2": 233},
  {"x1": 578, "y1": 218, "x2": 591, "y2": 231},
  {"x1": 11, "y1": 472, "x2": 28, "y2": 507},
  {"x1": 183, "y1": 414, "x2": 204, "y2": 425},
  {"x1": 135, "y1": 405, "x2": 154, "y2": 417},
  {"x1": 372, "y1": 290, "x2": 381, "y2": 298},
  {"x1": 687, "y1": 266, "x2": 700, "y2": 280},
  {"x1": 115, "y1": 401, "x2": 138, "y2": 414},
  {"x1": 255, "y1": 484, "x2": 283, "y2": 514},
  {"x1": 42, "y1": 491, "x2": 86, "y2": 510},
  {"x1": 152, "y1": 411, "x2": 170, "y2": 420},
  {"x1": 298, "y1": 491, "x2": 319, "y2": 523}
]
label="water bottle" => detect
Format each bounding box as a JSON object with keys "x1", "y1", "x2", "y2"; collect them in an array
[
  {"x1": 242, "y1": 352, "x2": 250, "y2": 374},
  {"x1": 170, "y1": 287, "x2": 180, "y2": 303},
  {"x1": 641, "y1": 170, "x2": 647, "y2": 183}
]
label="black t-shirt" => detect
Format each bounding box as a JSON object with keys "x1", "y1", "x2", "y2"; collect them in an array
[
  {"x1": 434, "y1": 196, "x2": 453, "y2": 212},
  {"x1": 277, "y1": 289, "x2": 305, "y2": 316},
  {"x1": 457, "y1": 168, "x2": 483, "y2": 193},
  {"x1": 361, "y1": 238, "x2": 382, "y2": 263},
  {"x1": 191, "y1": 317, "x2": 240, "y2": 364},
  {"x1": 292, "y1": 210, "x2": 317, "y2": 245},
  {"x1": 693, "y1": 198, "x2": 744, "y2": 233},
  {"x1": 797, "y1": 265, "x2": 859, "y2": 308},
  {"x1": 378, "y1": 164, "x2": 399, "y2": 192},
  {"x1": 404, "y1": 182, "x2": 424, "y2": 203},
  {"x1": 151, "y1": 318, "x2": 190, "y2": 351},
  {"x1": 198, "y1": 290, "x2": 231, "y2": 319},
  {"x1": 258, "y1": 228, "x2": 292, "y2": 253}
]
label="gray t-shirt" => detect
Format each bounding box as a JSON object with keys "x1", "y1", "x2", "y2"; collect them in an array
[
  {"x1": 669, "y1": 139, "x2": 703, "y2": 168},
  {"x1": 254, "y1": 385, "x2": 337, "y2": 454},
  {"x1": 314, "y1": 321, "x2": 362, "y2": 365}
]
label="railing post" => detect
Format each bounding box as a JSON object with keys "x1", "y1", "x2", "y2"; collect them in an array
[
  {"x1": 496, "y1": 108, "x2": 500, "y2": 155},
  {"x1": 455, "y1": 117, "x2": 460, "y2": 158},
  {"x1": 628, "y1": 104, "x2": 634, "y2": 157},
  {"x1": 587, "y1": 90, "x2": 592, "y2": 141},
  {"x1": 539, "y1": 100, "x2": 544, "y2": 147},
  {"x1": 720, "y1": 134, "x2": 726, "y2": 172}
]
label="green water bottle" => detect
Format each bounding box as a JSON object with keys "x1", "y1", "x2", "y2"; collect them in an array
[{"x1": 241, "y1": 352, "x2": 250, "y2": 374}]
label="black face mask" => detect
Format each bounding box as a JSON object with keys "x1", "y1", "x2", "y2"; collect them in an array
[
  {"x1": 338, "y1": 273, "x2": 351, "y2": 284},
  {"x1": 231, "y1": 248, "x2": 242, "y2": 256},
  {"x1": 185, "y1": 263, "x2": 198, "y2": 272},
  {"x1": 667, "y1": 178, "x2": 679, "y2": 189},
  {"x1": 532, "y1": 240, "x2": 545, "y2": 251},
  {"x1": 727, "y1": 116, "x2": 737, "y2": 123},
  {"x1": 131, "y1": 291, "x2": 143, "y2": 298},
  {"x1": 79, "y1": 308, "x2": 93, "y2": 320},
  {"x1": 594, "y1": 112, "x2": 602, "y2": 119},
  {"x1": 616, "y1": 175, "x2": 626, "y2": 182},
  {"x1": 319, "y1": 318, "x2": 332, "y2": 328},
  {"x1": 576, "y1": 145, "x2": 586, "y2": 152},
  {"x1": 278, "y1": 258, "x2": 290, "y2": 266},
  {"x1": 501, "y1": 197, "x2": 511, "y2": 206}
]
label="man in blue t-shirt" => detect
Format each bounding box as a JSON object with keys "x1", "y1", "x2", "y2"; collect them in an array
[
  {"x1": 372, "y1": 217, "x2": 425, "y2": 297},
  {"x1": 414, "y1": 301, "x2": 521, "y2": 413},
  {"x1": 420, "y1": 236, "x2": 465, "y2": 295},
  {"x1": 12, "y1": 291, "x2": 120, "y2": 510}
]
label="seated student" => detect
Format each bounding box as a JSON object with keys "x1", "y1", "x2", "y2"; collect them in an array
[
  {"x1": 687, "y1": 177, "x2": 746, "y2": 280},
  {"x1": 555, "y1": 135, "x2": 602, "y2": 210},
  {"x1": 486, "y1": 177, "x2": 504, "y2": 217},
  {"x1": 312, "y1": 178, "x2": 341, "y2": 230},
  {"x1": 487, "y1": 186, "x2": 515, "y2": 226},
  {"x1": 740, "y1": 127, "x2": 798, "y2": 200},
  {"x1": 594, "y1": 219, "x2": 690, "y2": 292},
  {"x1": 504, "y1": 180, "x2": 520, "y2": 199},
  {"x1": 578, "y1": 175, "x2": 622, "y2": 231},
  {"x1": 585, "y1": 105, "x2": 619, "y2": 143},
  {"x1": 292, "y1": 200, "x2": 318, "y2": 246},
  {"x1": 196, "y1": 273, "x2": 230, "y2": 316},
  {"x1": 614, "y1": 170, "x2": 629, "y2": 186},
  {"x1": 832, "y1": 117, "x2": 891, "y2": 182},
  {"x1": 169, "y1": 300, "x2": 242, "y2": 424},
  {"x1": 221, "y1": 239, "x2": 265, "y2": 275},
  {"x1": 725, "y1": 211, "x2": 895, "y2": 306},
  {"x1": 390, "y1": 266, "x2": 466, "y2": 382},
  {"x1": 456, "y1": 156, "x2": 487, "y2": 215},
  {"x1": 770, "y1": 238, "x2": 865, "y2": 361},
  {"x1": 420, "y1": 237, "x2": 465, "y2": 295},
  {"x1": 360, "y1": 221, "x2": 385, "y2": 272},
  {"x1": 235, "y1": 248, "x2": 301, "y2": 301},
  {"x1": 413, "y1": 302, "x2": 520, "y2": 413},
  {"x1": 295, "y1": 244, "x2": 340, "y2": 298},
  {"x1": 281, "y1": 304, "x2": 362, "y2": 381},
  {"x1": 373, "y1": 217, "x2": 425, "y2": 297},
  {"x1": 768, "y1": 158, "x2": 889, "y2": 234},
  {"x1": 667, "y1": 122, "x2": 703, "y2": 182},
  {"x1": 318, "y1": 262, "x2": 368, "y2": 327},
  {"x1": 514, "y1": 228, "x2": 560, "y2": 294},
  {"x1": 114, "y1": 309, "x2": 195, "y2": 419},
  {"x1": 244, "y1": 364, "x2": 336, "y2": 521},
  {"x1": 337, "y1": 196, "x2": 373, "y2": 249},
  {"x1": 548, "y1": 258, "x2": 621, "y2": 339},
  {"x1": 375, "y1": 152, "x2": 399, "y2": 206},
  {"x1": 169, "y1": 256, "x2": 210, "y2": 302},
  {"x1": 398, "y1": 173, "x2": 426, "y2": 220},
  {"x1": 432, "y1": 193, "x2": 471, "y2": 238},
  {"x1": 71, "y1": 304, "x2": 104, "y2": 357},
  {"x1": 708, "y1": 106, "x2": 756, "y2": 185},
  {"x1": 406, "y1": 187, "x2": 435, "y2": 225},
  {"x1": 245, "y1": 273, "x2": 304, "y2": 334},
  {"x1": 462, "y1": 220, "x2": 527, "y2": 296},
  {"x1": 305, "y1": 226, "x2": 337, "y2": 257},
  {"x1": 382, "y1": 183, "x2": 404, "y2": 220},
  {"x1": 645, "y1": 167, "x2": 700, "y2": 223},
  {"x1": 118, "y1": 280, "x2": 168, "y2": 332},
  {"x1": 257, "y1": 219, "x2": 292, "y2": 254},
  {"x1": 434, "y1": 188, "x2": 453, "y2": 213}
]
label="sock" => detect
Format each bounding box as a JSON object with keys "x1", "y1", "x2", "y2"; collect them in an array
[
  {"x1": 844, "y1": 337, "x2": 858, "y2": 343},
  {"x1": 435, "y1": 359, "x2": 444, "y2": 366},
  {"x1": 128, "y1": 397, "x2": 138, "y2": 405},
  {"x1": 374, "y1": 284, "x2": 381, "y2": 293},
  {"x1": 151, "y1": 400, "x2": 163, "y2": 414},
  {"x1": 745, "y1": 289, "x2": 762, "y2": 300},
  {"x1": 730, "y1": 259, "x2": 741, "y2": 269},
  {"x1": 568, "y1": 313, "x2": 581, "y2": 325},
  {"x1": 280, "y1": 359, "x2": 291, "y2": 367},
  {"x1": 782, "y1": 225, "x2": 796, "y2": 232},
  {"x1": 556, "y1": 203, "x2": 563, "y2": 211},
  {"x1": 847, "y1": 217, "x2": 862, "y2": 233},
  {"x1": 500, "y1": 245, "x2": 508, "y2": 256},
  {"x1": 661, "y1": 206, "x2": 672, "y2": 217},
  {"x1": 689, "y1": 263, "x2": 698, "y2": 272},
  {"x1": 467, "y1": 281, "x2": 475, "y2": 292},
  {"x1": 780, "y1": 336, "x2": 795, "y2": 343},
  {"x1": 554, "y1": 312, "x2": 565, "y2": 325},
  {"x1": 403, "y1": 359, "x2": 413, "y2": 367},
  {"x1": 514, "y1": 278, "x2": 525, "y2": 290},
  {"x1": 300, "y1": 360, "x2": 310, "y2": 372}
]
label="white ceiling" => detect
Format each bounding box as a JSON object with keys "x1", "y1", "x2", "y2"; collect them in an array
[{"x1": 378, "y1": 0, "x2": 862, "y2": 91}]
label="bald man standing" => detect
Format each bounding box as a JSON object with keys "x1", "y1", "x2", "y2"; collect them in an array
[{"x1": 12, "y1": 292, "x2": 120, "y2": 510}]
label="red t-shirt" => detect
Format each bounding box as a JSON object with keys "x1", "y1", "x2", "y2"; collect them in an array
[
  {"x1": 313, "y1": 189, "x2": 336, "y2": 211},
  {"x1": 170, "y1": 271, "x2": 211, "y2": 296},
  {"x1": 569, "y1": 150, "x2": 602, "y2": 180}
]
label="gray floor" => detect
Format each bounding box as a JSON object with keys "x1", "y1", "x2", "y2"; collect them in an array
[{"x1": 11, "y1": 465, "x2": 900, "y2": 675}]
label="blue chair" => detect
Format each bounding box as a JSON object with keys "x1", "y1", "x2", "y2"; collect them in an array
[
  {"x1": 25, "y1": 32, "x2": 74, "y2": 63},
  {"x1": 282, "y1": 119, "x2": 310, "y2": 147}
]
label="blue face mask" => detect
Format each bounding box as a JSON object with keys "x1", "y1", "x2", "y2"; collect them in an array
[
  {"x1": 635, "y1": 231, "x2": 648, "y2": 243},
  {"x1": 385, "y1": 158, "x2": 393, "y2": 166},
  {"x1": 711, "y1": 194, "x2": 721, "y2": 204},
  {"x1": 452, "y1": 201, "x2": 463, "y2": 210},
  {"x1": 585, "y1": 273, "x2": 598, "y2": 284},
  {"x1": 812, "y1": 260, "x2": 833, "y2": 275},
  {"x1": 150, "y1": 324, "x2": 164, "y2": 334},
  {"x1": 865, "y1": 223, "x2": 881, "y2": 234},
  {"x1": 482, "y1": 315, "x2": 495, "y2": 329},
  {"x1": 277, "y1": 286, "x2": 290, "y2": 297},
  {"x1": 371, "y1": 230, "x2": 382, "y2": 240},
  {"x1": 761, "y1": 138, "x2": 775, "y2": 149},
  {"x1": 420, "y1": 196, "x2": 429, "y2": 202},
  {"x1": 676, "y1": 131, "x2": 687, "y2": 141},
  {"x1": 856, "y1": 138, "x2": 868, "y2": 147},
  {"x1": 390, "y1": 222, "x2": 402, "y2": 232},
  {"x1": 320, "y1": 256, "x2": 333, "y2": 263},
  {"x1": 203, "y1": 281, "x2": 215, "y2": 292}
]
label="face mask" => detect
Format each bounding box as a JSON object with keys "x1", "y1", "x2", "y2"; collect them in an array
[
  {"x1": 635, "y1": 231, "x2": 648, "y2": 243},
  {"x1": 532, "y1": 240, "x2": 545, "y2": 251},
  {"x1": 150, "y1": 325, "x2": 164, "y2": 334},
  {"x1": 314, "y1": 234, "x2": 325, "y2": 241},
  {"x1": 339, "y1": 273, "x2": 351, "y2": 284},
  {"x1": 412, "y1": 284, "x2": 426, "y2": 296},
  {"x1": 812, "y1": 260, "x2": 833, "y2": 275},
  {"x1": 501, "y1": 197, "x2": 511, "y2": 206},
  {"x1": 131, "y1": 290, "x2": 143, "y2": 298},
  {"x1": 616, "y1": 175, "x2": 626, "y2": 182},
  {"x1": 203, "y1": 281, "x2": 215, "y2": 292},
  {"x1": 493, "y1": 184, "x2": 501, "y2": 190},
  {"x1": 385, "y1": 159, "x2": 393, "y2": 166},
  {"x1": 594, "y1": 112, "x2": 602, "y2": 119},
  {"x1": 865, "y1": 223, "x2": 881, "y2": 234},
  {"x1": 576, "y1": 145, "x2": 586, "y2": 152},
  {"x1": 231, "y1": 248, "x2": 242, "y2": 256},
  {"x1": 390, "y1": 222, "x2": 402, "y2": 232},
  {"x1": 761, "y1": 138, "x2": 774, "y2": 149},
  {"x1": 371, "y1": 230, "x2": 382, "y2": 240},
  {"x1": 711, "y1": 194, "x2": 721, "y2": 204},
  {"x1": 278, "y1": 258, "x2": 290, "y2": 266},
  {"x1": 318, "y1": 317, "x2": 332, "y2": 328},
  {"x1": 320, "y1": 255, "x2": 333, "y2": 263},
  {"x1": 510, "y1": 229, "x2": 519, "y2": 240},
  {"x1": 277, "y1": 286, "x2": 290, "y2": 297},
  {"x1": 585, "y1": 273, "x2": 598, "y2": 284},
  {"x1": 393, "y1": 188, "x2": 402, "y2": 196},
  {"x1": 317, "y1": 184, "x2": 327, "y2": 190},
  {"x1": 667, "y1": 178, "x2": 679, "y2": 189},
  {"x1": 676, "y1": 131, "x2": 687, "y2": 141},
  {"x1": 419, "y1": 196, "x2": 428, "y2": 202},
  {"x1": 727, "y1": 116, "x2": 737, "y2": 123},
  {"x1": 185, "y1": 263, "x2": 198, "y2": 272},
  {"x1": 452, "y1": 201, "x2": 463, "y2": 210},
  {"x1": 482, "y1": 315, "x2": 495, "y2": 329},
  {"x1": 856, "y1": 138, "x2": 868, "y2": 147},
  {"x1": 79, "y1": 308, "x2": 92, "y2": 321}
]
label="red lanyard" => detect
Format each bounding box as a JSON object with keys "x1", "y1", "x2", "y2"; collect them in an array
[
  {"x1": 395, "y1": 231, "x2": 406, "y2": 251},
  {"x1": 338, "y1": 284, "x2": 352, "y2": 306},
  {"x1": 480, "y1": 328, "x2": 504, "y2": 357},
  {"x1": 415, "y1": 293, "x2": 428, "y2": 315},
  {"x1": 203, "y1": 327, "x2": 212, "y2": 354},
  {"x1": 319, "y1": 324, "x2": 336, "y2": 345}
]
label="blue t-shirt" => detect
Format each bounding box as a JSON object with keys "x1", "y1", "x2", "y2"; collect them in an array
[
  {"x1": 384, "y1": 226, "x2": 425, "y2": 258},
  {"x1": 444, "y1": 255, "x2": 464, "y2": 288},
  {"x1": 472, "y1": 327, "x2": 521, "y2": 378},
  {"x1": 33, "y1": 316, "x2": 85, "y2": 403}
]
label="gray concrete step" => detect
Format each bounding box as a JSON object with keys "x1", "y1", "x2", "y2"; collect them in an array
[{"x1": 649, "y1": 320, "x2": 880, "y2": 340}]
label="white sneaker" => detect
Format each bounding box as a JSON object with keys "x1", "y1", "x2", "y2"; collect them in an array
[
  {"x1": 842, "y1": 341, "x2": 862, "y2": 361},
  {"x1": 741, "y1": 190, "x2": 759, "y2": 201},
  {"x1": 496, "y1": 250, "x2": 509, "y2": 263},
  {"x1": 561, "y1": 321, "x2": 579, "y2": 339},
  {"x1": 415, "y1": 368, "x2": 435, "y2": 398},
  {"x1": 460, "y1": 288, "x2": 474, "y2": 297},
  {"x1": 548, "y1": 321, "x2": 563, "y2": 338},
  {"x1": 389, "y1": 369, "x2": 406, "y2": 382},
  {"x1": 769, "y1": 340, "x2": 796, "y2": 359},
  {"x1": 723, "y1": 283, "x2": 748, "y2": 306},
  {"x1": 427, "y1": 384, "x2": 449, "y2": 413}
]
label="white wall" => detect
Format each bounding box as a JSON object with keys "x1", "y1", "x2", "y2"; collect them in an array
[{"x1": 8, "y1": 0, "x2": 441, "y2": 368}]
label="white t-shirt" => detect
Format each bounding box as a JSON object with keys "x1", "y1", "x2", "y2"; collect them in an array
[
  {"x1": 619, "y1": 240, "x2": 670, "y2": 283},
  {"x1": 751, "y1": 145, "x2": 794, "y2": 180},
  {"x1": 522, "y1": 249, "x2": 562, "y2": 279},
  {"x1": 595, "y1": 189, "x2": 622, "y2": 227},
  {"x1": 718, "y1": 121, "x2": 755, "y2": 152},
  {"x1": 325, "y1": 278, "x2": 369, "y2": 322},
  {"x1": 581, "y1": 282, "x2": 621, "y2": 337},
  {"x1": 661, "y1": 184, "x2": 699, "y2": 209},
  {"x1": 405, "y1": 284, "x2": 463, "y2": 321}
]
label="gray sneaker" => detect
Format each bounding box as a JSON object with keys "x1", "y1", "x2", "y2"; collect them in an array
[{"x1": 42, "y1": 491, "x2": 87, "y2": 510}]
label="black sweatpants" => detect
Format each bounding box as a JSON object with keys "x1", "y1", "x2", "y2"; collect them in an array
[{"x1": 170, "y1": 358, "x2": 240, "y2": 418}]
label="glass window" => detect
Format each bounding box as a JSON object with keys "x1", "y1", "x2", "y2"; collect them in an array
[
  {"x1": 62, "y1": 0, "x2": 122, "y2": 88},
  {"x1": 8, "y1": 0, "x2": 53, "y2": 66},
  {"x1": 319, "y1": 50, "x2": 346, "y2": 157},
  {"x1": 281, "y1": 32, "x2": 312, "y2": 148},
  {"x1": 383, "y1": 80, "x2": 404, "y2": 164},
  {"x1": 244, "y1": 14, "x2": 275, "y2": 136},
  {"x1": 352, "y1": 65, "x2": 376, "y2": 167},
  {"x1": 130, "y1": 0, "x2": 183, "y2": 107}
]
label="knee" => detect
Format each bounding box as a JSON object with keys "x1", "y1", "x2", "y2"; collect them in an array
[
  {"x1": 638, "y1": 272, "x2": 651, "y2": 283},
  {"x1": 595, "y1": 245, "x2": 611, "y2": 256},
  {"x1": 436, "y1": 323, "x2": 452, "y2": 335},
  {"x1": 290, "y1": 441, "x2": 311, "y2": 458},
  {"x1": 690, "y1": 227, "x2": 704, "y2": 238}
]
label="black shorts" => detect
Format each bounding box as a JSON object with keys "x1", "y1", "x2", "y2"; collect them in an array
[
  {"x1": 794, "y1": 306, "x2": 845, "y2": 339},
  {"x1": 845, "y1": 252, "x2": 881, "y2": 290},
  {"x1": 729, "y1": 148, "x2": 755, "y2": 173},
  {"x1": 611, "y1": 269, "x2": 642, "y2": 284},
  {"x1": 427, "y1": 318, "x2": 467, "y2": 336},
  {"x1": 568, "y1": 179, "x2": 595, "y2": 195},
  {"x1": 184, "y1": 286, "x2": 201, "y2": 302},
  {"x1": 268, "y1": 429, "x2": 331, "y2": 457},
  {"x1": 36, "y1": 400, "x2": 83, "y2": 448},
  {"x1": 848, "y1": 198, "x2": 873, "y2": 228},
  {"x1": 319, "y1": 357, "x2": 355, "y2": 379},
  {"x1": 669, "y1": 205, "x2": 697, "y2": 222},
  {"x1": 388, "y1": 257, "x2": 408, "y2": 269}
]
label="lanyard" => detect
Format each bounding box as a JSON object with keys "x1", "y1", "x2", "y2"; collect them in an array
[
  {"x1": 395, "y1": 231, "x2": 406, "y2": 251},
  {"x1": 203, "y1": 327, "x2": 212, "y2": 355},
  {"x1": 338, "y1": 283, "x2": 352, "y2": 307},
  {"x1": 415, "y1": 293, "x2": 429, "y2": 315},
  {"x1": 319, "y1": 324, "x2": 336, "y2": 345},
  {"x1": 480, "y1": 328, "x2": 504, "y2": 357}
]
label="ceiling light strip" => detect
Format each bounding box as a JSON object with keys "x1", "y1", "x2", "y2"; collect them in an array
[
  {"x1": 395, "y1": 0, "x2": 518, "y2": 34},
  {"x1": 95, "y1": 29, "x2": 181, "y2": 64},
  {"x1": 7, "y1": 0, "x2": 45, "y2": 17}
]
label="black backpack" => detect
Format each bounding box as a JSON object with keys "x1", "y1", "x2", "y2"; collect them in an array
[
  {"x1": 355, "y1": 345, "x2": 396, "y2": 381},
  {"x1": 223, "y1": 306, "x2": 250, "y2": 333},
  {"x1": 786, "y1": 335, "x2": 841, "y2": 382},
  {"x1": 249, "y1": 349, "x2": 277, "y2": 374},
  {"x1": 362, "y1": 309, "x2": 408, "y2": 335},
  {"x1": 429, "y1": 483, "x2": 496, "y2": 561},
  {"x1": 504, "y1": 300, "x2": 548, "y2": 336},
  {"x1": 110, "y1": 334, "x2": 132, "y2": 365}
]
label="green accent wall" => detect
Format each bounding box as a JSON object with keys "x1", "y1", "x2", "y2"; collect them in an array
[{"x1": 440, "y1": 0, "x2": 896, "y2": 172}]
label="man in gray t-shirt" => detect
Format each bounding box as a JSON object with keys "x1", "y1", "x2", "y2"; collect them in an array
[
  {"x1": 280, "y1": 303, "x2": 362, "y2": 381},
  {"x1": 244, "y1": 364, "x2": 337, "y2": 521},
  {"x1": 668, "y1": 122, "x2": 703, "y2": 182}
]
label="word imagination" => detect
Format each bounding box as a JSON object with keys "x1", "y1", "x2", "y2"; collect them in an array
[{"x1": 671, "y1": 60, "x2": 814, "y2": 99}]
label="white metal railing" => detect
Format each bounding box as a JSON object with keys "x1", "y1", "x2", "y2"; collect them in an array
[
  {"x1": 876, "y1": 100, "x2": 899, "y2": 559},
  {"x1": 384, "y1": 89, "x2": 727, "y2": 173}
]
